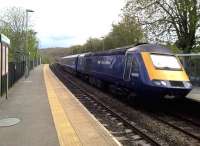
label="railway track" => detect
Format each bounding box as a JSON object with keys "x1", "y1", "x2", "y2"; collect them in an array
[
  {"x1": 50, "y1": 64, "x2": 161, "y2": 146},
  {"x1": 149, "y1": 112, "x2": 200, "y2": 142},
  {"x1": 135, "y1": 99, "x2": 200, "y2": 142},
  {"x1": 51, "y1": 64, "x2": 200, "y2": 145},
  {"x1": 170, "y1": 112, "x2": 200, "y2": 128}
]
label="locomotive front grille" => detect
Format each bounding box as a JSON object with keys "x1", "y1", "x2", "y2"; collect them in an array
[{"x1": 169, "y1": 81, "x2": 184, "y2": 87}]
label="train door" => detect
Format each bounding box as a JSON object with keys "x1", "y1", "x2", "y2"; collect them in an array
[
  {"x1": 85, "y1": 57, "x2": 92, "y2": 74},
  {"x1": 131, "y1": 56, "x2": 139, "y2": 78},
  {"x1": 124, "y1": 53, "x2": 140, "y2": 80},
  {"x1": 75, "y1": 56, "x2": 79, "y2": 72},
  {"x1": 123, "y1": 53, "x2": 133, "y2": 81},
  {"x1": 130, "y1": 56, "x2": 140, "y2": 88}
]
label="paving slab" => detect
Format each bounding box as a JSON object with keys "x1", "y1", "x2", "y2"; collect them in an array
[
  {"x1": 0, "y1": 65, "x2": 59, "y2": 146},
  {"x1": 0, "y1": 64, "x2": 121, "y2": 146},
  {"x1": 187, "y1": 86, "x2": 200, "y2": 102}
]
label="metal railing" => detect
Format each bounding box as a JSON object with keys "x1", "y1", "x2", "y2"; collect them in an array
[
  {"x1": 1, "y1": 59, "x2": 41, "y2": 96},
  {"x1": 177, "y1": 53, "x2": 200, "y2": 86}
]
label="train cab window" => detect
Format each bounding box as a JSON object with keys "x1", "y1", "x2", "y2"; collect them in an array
[
  {"x1": 150, "y1": 54, "x2": 182, "y2": 70},
  {"x1": 124, "y1": 54, "x2": 133, "y2": 81}
]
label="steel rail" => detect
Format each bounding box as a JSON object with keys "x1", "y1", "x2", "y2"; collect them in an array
[{"x1": 51, "y1": 64, "x2": 161, "y2": 146}]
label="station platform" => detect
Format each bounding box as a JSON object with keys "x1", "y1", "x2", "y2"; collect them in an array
[
  {"x1": 0, "y1": 65, "x2": 120, "y2": 146},
  {"x1": 187, "y1": 87, "x2": 200, "y2": 102}
]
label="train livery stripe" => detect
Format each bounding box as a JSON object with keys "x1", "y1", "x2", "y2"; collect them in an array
[
  {"x1": 43, "y1": 65, "x2": 81, "y2": 146},
  {"x1": 141, "y1": 52, "x2": 189, "y2": 81}
]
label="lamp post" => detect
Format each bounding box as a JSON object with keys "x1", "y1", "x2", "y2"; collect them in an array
[{"x1": 25, "y1": 9, "x2": 34, "y2": 79}]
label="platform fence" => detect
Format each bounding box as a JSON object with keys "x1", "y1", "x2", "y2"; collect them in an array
[
  {"x1": 1, "y1": 59, "x2": 41, "y2": 96},
  {"x1": 177, "y1": 54, "x2": 200, "y2": 86}
]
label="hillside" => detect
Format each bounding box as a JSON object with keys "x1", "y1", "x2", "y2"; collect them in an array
[{"x1": 39, "y1": 47, "x2": 71, "y2": 63}]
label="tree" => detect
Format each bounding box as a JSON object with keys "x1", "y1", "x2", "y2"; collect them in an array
[
  {"x1": 27, "y1": 30, "x2": 39, "y2": 60},
  {"x1": 83, "y1": 38, "x2": 103, "y2": 52},
  {"x1": 68, "y1": 15, "x2": 144, "y2": 54},
  {"x1": 106, "y1": 15, "x2": 144, "y2": 49},
  {"x1": 123, "y1": 0, "x2": 200, "y2": 53},
  {"x1": 70, "y1": 45, "x2": 83, "y2": 54},
  {"x1": 0, "y1": 7, "x2": 26, "y2": 50},
  {"x1": 0, "y1": 7, "x2": 39, "y2": 61}
]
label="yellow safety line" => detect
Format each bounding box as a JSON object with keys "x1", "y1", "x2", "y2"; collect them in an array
[{"x1": 43, "y1": 65, "x2": 81, "y2": 146}]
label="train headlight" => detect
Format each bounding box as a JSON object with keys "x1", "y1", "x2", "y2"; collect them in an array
[
  {"x1": 161, "y1": 81, "x2": 167, "y2": 86},
  {"x1": 153, "y1": 80, "x2": 168, "y2": 87},
  {"x1": 153, "y1": 80, "x2": 162, "y2": 86},
  {"x1": 184, "y1": 81, "x2": 192, "y2": 88}
]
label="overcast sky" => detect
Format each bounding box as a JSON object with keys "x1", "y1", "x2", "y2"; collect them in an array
[{"x1": 0, "y1": 0, "x2": 125, "y2": 48}]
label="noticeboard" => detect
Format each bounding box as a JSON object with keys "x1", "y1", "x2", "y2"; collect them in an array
[
  {"x1": 2, "y1": 45, "x2": 6, "y2": 75},
  {"x1": 1, "y1": 38, "x2": 9, "y2": 76},
  {"x1": 6, "y1": 46, "x2": 8, "y2": 74},
  {"x1": 0, "y1": 43, "x2": 1, "y2": 75},
  {"x1": 0, "y1": 34, "x2": 9, "y2": 76},
  {"x1": 0, "y1": 34, "x2": 10, "y2": 98}
]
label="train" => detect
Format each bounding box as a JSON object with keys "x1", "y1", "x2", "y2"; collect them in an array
[{"x1": 58, "y1": 43, "x2": 192, "y2": 99}]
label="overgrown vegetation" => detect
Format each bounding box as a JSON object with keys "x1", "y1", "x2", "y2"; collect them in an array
[
  {"x1": 123, "y1": 0, "x2": 200, "y2": 53},
  {"x1": 39, "y1": 47, "x2": 71, "y2": 63},
  {"x1": 0, "y1": 7, "x2": 40, "y2": 62}
]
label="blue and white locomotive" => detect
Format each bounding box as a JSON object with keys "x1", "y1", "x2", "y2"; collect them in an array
[{"x1": 59, "y1": 43, "x2": 192, "y2": 98}]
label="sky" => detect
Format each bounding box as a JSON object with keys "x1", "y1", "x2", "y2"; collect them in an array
[{"x1": 0, "y1": 0, "x2": 125, "y2": 48}]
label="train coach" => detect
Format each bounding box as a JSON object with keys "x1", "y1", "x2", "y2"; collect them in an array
[
  {"x1": 59, "y1": 43, "x2": 192, "y2": 98},
  {"x1": 59, "y1": 54, "x2": 79, "y2": 74}
]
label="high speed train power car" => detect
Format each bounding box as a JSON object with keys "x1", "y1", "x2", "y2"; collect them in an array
[{"x1": 58, "y1": 43, "x2": 192, "y2": 98}]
